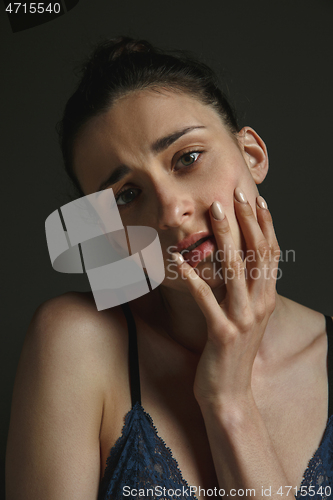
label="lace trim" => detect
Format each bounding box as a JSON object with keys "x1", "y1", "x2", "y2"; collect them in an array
[
  {"x1": 99, "y1": 402, "x2": 198, "y2": 500},
  {"x1": 99, "y1": 406, "x2": 333, "y2": 500},
  {"x1": 296, "y1": 416, "x2": 333, "y2": 499}
]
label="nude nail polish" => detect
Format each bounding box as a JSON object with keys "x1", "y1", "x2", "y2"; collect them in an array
[
  {"x1": 256, "y1": 196, "x2": 268, "y2": 209},
  {"x1": 234, "y1": 187, "x2": 248, "y2": 203},
  {"x1": 211, "y1": 201, "x2": 225, "y2": 220},
  {"x1": 172, "y1": 252, "x2": 184, "y2": 266}
]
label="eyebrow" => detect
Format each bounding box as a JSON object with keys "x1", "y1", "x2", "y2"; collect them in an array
[
  {"x1": 98, "y1": 164, "x2": 131, "y2": 192},
  {"x1": 151, "y1": 125, "x2": 206, "y2": 154},
  {"x1": 98, "y1": 125, "x2": 206, "y2": 192}
]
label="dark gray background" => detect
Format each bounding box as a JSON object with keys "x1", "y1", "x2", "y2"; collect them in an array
[{"x1": 1, "y1": 0, "x2": 333, "y2": 493}]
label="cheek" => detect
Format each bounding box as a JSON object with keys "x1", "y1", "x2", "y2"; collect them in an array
[
  {"x1": 202, "y1": 153, "x2": 242, "y2": 211},
  {"x1": 203, "y1": 153, "x2": 249, "y2": 250}
]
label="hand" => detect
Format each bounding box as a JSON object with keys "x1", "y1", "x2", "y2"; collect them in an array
[{"x1": 172, "y1": 188, "x2": 281, "y2": 408}]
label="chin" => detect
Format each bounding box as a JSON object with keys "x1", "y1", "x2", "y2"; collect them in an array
[
  {"x1": 194, "y1": 260, "x2": 225, "y2": 288},
  {"x1": 161, "y1": 257, "x2": 225, "y2": 291}
]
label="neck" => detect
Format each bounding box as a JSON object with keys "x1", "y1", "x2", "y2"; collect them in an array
[
  {"x1": 158, "y1": 283, "x2": 225, "y2": 353},
  {"x1": 131, "y1": 284, "x2": 286, "y2": 357}
]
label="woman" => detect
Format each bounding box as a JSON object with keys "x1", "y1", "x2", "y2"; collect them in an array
[{"x1": 6, "y1": 37, "x2": 333, "y2": 500}]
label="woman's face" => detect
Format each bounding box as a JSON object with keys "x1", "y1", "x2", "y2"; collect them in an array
[{"x1": 73, "y1": 89, "x2": 268, "y2": 292}]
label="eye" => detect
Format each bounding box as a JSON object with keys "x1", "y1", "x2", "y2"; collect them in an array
[
  {"x1": 175, "y1": 151, "x2": 201, "y2": 169},
  {"x1": 116, "y1": 187, "x2": 140, "y2": 206}
]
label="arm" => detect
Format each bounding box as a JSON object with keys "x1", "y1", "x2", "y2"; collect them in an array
[
  {"x1": 172, "y1": 190, "x2": 294, "y2": 499},
  {"x1": 198, "y1": 397, "x2": 292, "y2": 499},
  {"x1": 6, "y1": 294, "x2": 107, "y2": 500}
]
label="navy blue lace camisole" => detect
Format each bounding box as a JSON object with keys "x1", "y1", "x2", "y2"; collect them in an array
[{"x1": 98, "y1": 306, "x2": 333, "y2": 500}]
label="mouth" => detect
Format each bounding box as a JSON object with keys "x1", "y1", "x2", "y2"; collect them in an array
[
  {"x1": 175, "y1": 231, "x2": 211, "y2": 254},
  {"x1": 173, "y1": 231, "x2": 216, "y2": 268},
  {"x1": 180, "y1": 236, "x2": 211, "y2": 256}
]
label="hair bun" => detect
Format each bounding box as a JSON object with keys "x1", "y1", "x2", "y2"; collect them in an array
[{"x1": 106, "y1": 36, "x2": 154, "y2": 61}]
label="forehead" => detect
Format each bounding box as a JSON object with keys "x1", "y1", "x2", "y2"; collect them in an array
[
  {"x1": 73, "y1": 90, "x2": 228, "y2": 192},
  {"x1": 76, "y1": 90, "x2": 225, "y2": 152}
]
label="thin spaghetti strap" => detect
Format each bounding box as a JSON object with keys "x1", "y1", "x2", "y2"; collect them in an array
[
  {"x1": 325, "y1": 315, "x2": 333, "y2": 418},
  {"x1": 121, "y1": 302, "x2": 141, "y2": 407}
]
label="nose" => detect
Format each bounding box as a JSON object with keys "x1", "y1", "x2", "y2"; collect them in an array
[{"x1": 155, "y1": 180, "x2": 195, "y2": 230}]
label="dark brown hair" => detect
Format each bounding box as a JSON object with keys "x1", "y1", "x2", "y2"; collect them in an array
[{"x1": 58, "y1": 36, "x2": 239, "y2": 196}]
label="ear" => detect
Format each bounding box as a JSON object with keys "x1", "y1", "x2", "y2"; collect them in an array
[{"x1": 237, "y1": 127, "x2": 268, "y2": 184}]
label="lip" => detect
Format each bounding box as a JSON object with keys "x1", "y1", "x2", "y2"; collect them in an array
[
  {"x1": 182, "y1": 236, "x2": 216, "y2": 268},
  {"x1": 175, "y1": 231, "x2": 212, "y2": 254}
]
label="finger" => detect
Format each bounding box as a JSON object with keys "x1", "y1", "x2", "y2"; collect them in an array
[
  {"x1": 210, "y1": 201, "x2": 249, "y2": 316},
  {"x1": 233, "y1": 188, "x2": 272, "y2": 273},
  {"x1": 171, "y1": 252, "x2": 227, "y2": 330},
  {"x1": 232, "y1": 188, "x2": 278, "y2": 305},
  {"x1": 255, "y1": 196, "x2": 281, "y2": 297},
  {"x1": 255, "y1": 196, "x2": 280, "y2": 262}
]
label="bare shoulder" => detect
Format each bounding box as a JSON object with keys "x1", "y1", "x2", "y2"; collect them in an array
[
  {"x1": 31, "y1": 290, "x2": 125, "y2": 339},
  {"x1": 20, "y1": 291, "x2": 132, "y2": 405},
  {"x1": 27, "y1": 291, "x2": 127, "y2": 372},
  {"x1": 6, "y1": 293, "x2": 129, "y2": 499},
  {"x1": 20, "y1": 294, "x2": 117, "y2": 387},
  {"x1": 278, "y1": 295, "x2": 328, "y2": 359}
]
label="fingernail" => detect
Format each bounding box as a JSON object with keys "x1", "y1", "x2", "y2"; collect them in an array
[
  {"x1": 256, "y1": 195, "x2": 268, "y2": 209},
  {"x1": 211, "y1": 201, "x2": 225, "y2": 220},
  {"x1": 234, "y1": 187, "x2": 248, "y2": 204},
  {"x1": 171, "y1": 252, "x2": 184, "y2": 266}
]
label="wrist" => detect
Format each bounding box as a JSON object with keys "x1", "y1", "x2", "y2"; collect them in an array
[
  {"x1": 196, "y1": 390, "x2": 257, "y2": 421},
  {"x1": 198, "y1": 395, "x2": 265, "y2": 446}
]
